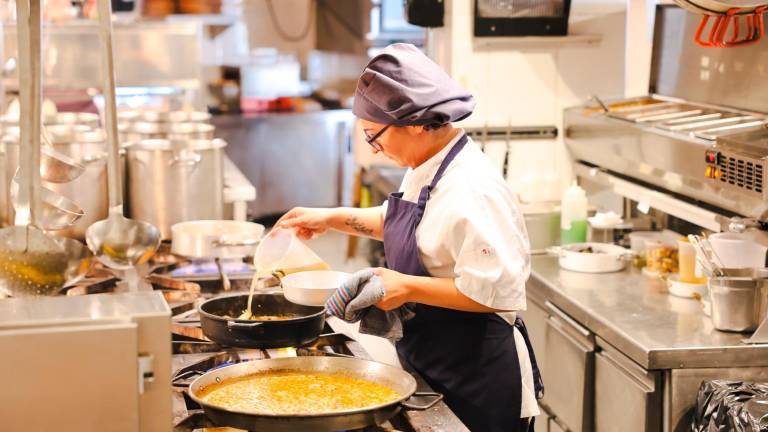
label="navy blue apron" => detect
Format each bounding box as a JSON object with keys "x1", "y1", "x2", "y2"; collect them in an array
[{"x1": 383, "y1": 134, "x2": 543, "y2": 432}]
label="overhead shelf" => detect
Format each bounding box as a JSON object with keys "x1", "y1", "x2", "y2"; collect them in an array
[{"x1": 473, "y1": 34, "x2": 602, "y2": 49}]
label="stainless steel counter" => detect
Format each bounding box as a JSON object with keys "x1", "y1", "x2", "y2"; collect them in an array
[{"x1": 528, "y1": 255, "x2": 768, "y2": 370}]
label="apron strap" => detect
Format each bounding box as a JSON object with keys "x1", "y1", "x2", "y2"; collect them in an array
[
  {"x1": 514, "y1": 317, "x2": 545, "y2": 400},
  {"x1": 417, "y1": 133, "x2": 469, "y2": 210}
]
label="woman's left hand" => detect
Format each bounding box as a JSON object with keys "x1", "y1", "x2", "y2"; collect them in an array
[{"x1": 373, "y1": 267, "x2": 412, "y2": 311}]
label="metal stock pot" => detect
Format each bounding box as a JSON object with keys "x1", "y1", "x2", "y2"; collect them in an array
[
  {"x1": 46, "y1": 130, "x2": 108, "y2": 239},
  {"x1": 0, "y1": 129, "x2": 107, "y2": 239},
  {"x1": 119, "y1": 121, "x2": 215, "y2": 142},
  {"x1": 124, "y1": 138, "x2": 226, "y2": 239},
  {"x1": 117, "y1": 110, "x2": 212, "y2": 124}
]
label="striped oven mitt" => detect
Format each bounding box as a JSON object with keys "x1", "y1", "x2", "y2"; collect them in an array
[{"x1": 325, "y1": 269, "x2": 384, "y2": 322}]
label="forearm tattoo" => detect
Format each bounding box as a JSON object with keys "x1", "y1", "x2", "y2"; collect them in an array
[{"x1": 344, "y1": 216, "x2": 374, "y2": 236}]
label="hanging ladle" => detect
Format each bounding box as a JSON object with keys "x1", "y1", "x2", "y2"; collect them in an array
[
  {"x1": 0, "y1": 0, "x2": 92, "y2": 297},
  {"x1": 85, "y1": 0, "x2": 160, "y2": 273},
  {"x1": 10, "y1": 168, "x2": 84, "y2": 230},
  {"x1": 0, "y1": 118, "x2": 86, "y2": 183}
]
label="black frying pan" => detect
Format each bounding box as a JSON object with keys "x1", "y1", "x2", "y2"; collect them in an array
[{"x1": 198, "y1": 293, "x2": 325, "y2": 349}]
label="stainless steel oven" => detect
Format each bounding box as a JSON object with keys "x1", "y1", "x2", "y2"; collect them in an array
[{"x1": 565, "y1": 4, "x2": 768, "y2": 227}]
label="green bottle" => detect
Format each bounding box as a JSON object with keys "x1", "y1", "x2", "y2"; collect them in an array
[{"x1": 560, "y1": 182, "x2": 588, "y2": 244}]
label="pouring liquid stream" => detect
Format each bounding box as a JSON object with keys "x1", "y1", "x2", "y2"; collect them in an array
[{"x1": 239, "y1": 262, "x2": 331, "y2": 320}]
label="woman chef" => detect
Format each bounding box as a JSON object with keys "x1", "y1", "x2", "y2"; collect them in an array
[{"x1": 279, "y1": 43, "x2": 543, "y2": 431}]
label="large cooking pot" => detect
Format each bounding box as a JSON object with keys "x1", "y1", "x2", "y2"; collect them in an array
[
  {"x1": 187, "y1": 356, "x2": 443, "y2": 432},
  {"x1": 198, "y1": 293, "x2": 325, "y2": 348},
  {"x1": 0, "y1": 129, "x2": 108, "y2": 238},
  {"x1": 117, "y1": 110, "x2": 211, "y2": 124},
  {"x1": 125, "y1": 138, "x2": 226, "y2": 239},
  {"x1": 1, "y1": 112, "x2": 101, "y2": 129},
  {"x1": 46, "y1": 130, "x2": 108, "y2": 239},
  {"x1": 119, "y1": 122, "x2": 215, "y2": 142}
]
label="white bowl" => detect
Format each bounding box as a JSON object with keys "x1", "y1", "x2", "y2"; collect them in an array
[
  {"x1": 667, "y1": 274, "x2": 707, "y2": 299},
  {"x1": 281, "y1": 270, "x2": 350, "y2": 307}
]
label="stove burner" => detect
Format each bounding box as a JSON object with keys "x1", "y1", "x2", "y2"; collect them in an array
[{"x1": 170, "y1": 260, "x2": 253, "y2": 279}]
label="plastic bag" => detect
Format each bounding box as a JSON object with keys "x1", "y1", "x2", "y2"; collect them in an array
[{"x1": 692, "y1": 380, "x2": 768, "y2": 432}]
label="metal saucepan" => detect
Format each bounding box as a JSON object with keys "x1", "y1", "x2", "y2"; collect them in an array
[
  {"x1": 708, "y1": 276, "x2": 768, "y2": 332},
  {"x1": 548, "y1": 242, "x2": 634, "y2": 273},
  {"x1": 198, "y1": 293, "x2": 325, "y2": 348},
  {"x1": 187, "y1": 356, "x2": 443, "y2": 432},
  {"x1": 171, "y1": 220, "x2": 265, "y2": 259}
]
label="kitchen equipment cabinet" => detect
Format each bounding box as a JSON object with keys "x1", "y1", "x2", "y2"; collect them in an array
[
  {"x1": 595, "y1": 339, "x2": 662, "y2": 432},
  {"x1": 542, "y1": 301, "x2": 595, "y2": 432}
]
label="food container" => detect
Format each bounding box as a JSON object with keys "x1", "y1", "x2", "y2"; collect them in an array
[
  {"x1": 548, "y1": 242, "x2": 633, "y2": 273},
  {"x1": 678, "y1": 238, "x2": 706, "y2": 284},
  {"x1": 667, "y1": 274, "x2": 707, "y2": 299},
  {"x1": 708, "y1": 232, "x2": 768, "y2": 269},
  {"x1": 709, "y1": 276, "x2": 768, "y2": 332},
  {"x1": 645, "y1": 241, "x2": 679, "y2": 275},
  {"x1": 254, "y1": 228, "x2": 329, "y2": 276},
  {"x1": 282, "y1": 270, "x2": 350, "y2": 306}
]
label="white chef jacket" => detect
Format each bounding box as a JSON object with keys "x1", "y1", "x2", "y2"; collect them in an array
[{"x1": 381, "y1": 130, "x2": 539, "y2": 418}]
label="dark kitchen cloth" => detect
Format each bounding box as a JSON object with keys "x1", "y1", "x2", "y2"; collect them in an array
[{"x1": 325, "y1": 269, "x2": 415, "y2": 342}]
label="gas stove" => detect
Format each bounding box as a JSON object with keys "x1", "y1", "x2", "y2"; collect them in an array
[
  {"x1": 169, "y1": 310, "x2": 467, "y2": 431},
  {"x1": 61, "y1": 244, "x2": 466, "y2": 431}
]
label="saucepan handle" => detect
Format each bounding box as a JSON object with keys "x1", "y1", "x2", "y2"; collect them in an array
[
  {"x1": 172, "y1": 369, "x2": 205, "y2": 388},
  {"x1": 212, "y1": 238, "x2": 262, "y2": 248},
  {"x1": 169, "y1": 150, "x2": 202, "y2": 168},
  {"x1": 618, "y1": 251, "x2": 636, "y2": 262},
  {"x1": 401, "y1": 392, "x2": 444, "y2": 410},
  {"x1": 545, "y1": 246, "x2": 562, "y2": 256},
  {"x1": 227, "y1": 320, "x2": 264, "y2": 329}
]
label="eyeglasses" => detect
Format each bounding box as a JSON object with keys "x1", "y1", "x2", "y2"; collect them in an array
[{"x1": 363, "y1": 124, "x2": 391, "y2": 152}]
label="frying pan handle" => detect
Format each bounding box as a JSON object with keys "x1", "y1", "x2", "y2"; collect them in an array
[
  {"x1": 401, "y1": 392, "x2": 443, "y2": 410},
  {"x1": 172, "y1": 369, "x2": 205, "y2": 388},
  {"x1": 227, "y1": 320, "x2": 264, "y2": 329}
]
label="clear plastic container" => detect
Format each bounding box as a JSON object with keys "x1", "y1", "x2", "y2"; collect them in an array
[
  {"x1": 253, "y1": 228, "x2": 329, "y2": 276},
  {"x1": 645, "y1": 241, "x2": 679, "y2": 275},
  {"x1": 677, "y1": 238, "x2": 706, "y2": 284}
]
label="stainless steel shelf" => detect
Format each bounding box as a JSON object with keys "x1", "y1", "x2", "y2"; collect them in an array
[{"x1": 473, "y1": 34, "x2": 602, "y2": 49}]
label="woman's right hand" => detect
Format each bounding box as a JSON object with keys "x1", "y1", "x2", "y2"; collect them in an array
[{"x1": 276, "y1": 207, "x2": 337, "y2": 240}]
